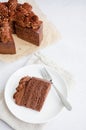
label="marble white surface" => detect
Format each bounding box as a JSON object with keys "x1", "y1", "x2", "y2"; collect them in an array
[{"x1": 0, "y1": 0, "x2": 86, "y2": 129}]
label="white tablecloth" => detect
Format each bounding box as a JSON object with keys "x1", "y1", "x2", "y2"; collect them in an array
[{"x1": 0, "y1": 0, "x2": 86, "y2": 129}]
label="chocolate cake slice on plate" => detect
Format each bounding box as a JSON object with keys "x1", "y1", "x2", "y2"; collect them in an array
[{"x1": 13, "y1": 76, "x2": 51, "y2": 111}]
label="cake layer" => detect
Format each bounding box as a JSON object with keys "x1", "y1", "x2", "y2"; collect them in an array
[
  {"x1": 9, "y1": 21, "x2": 16, "y2": 34},
  {"x1": 0, "y1": 41, "x2": 16, "y2": 54},
  {"x1": 15, "y1": 23, "x2": 43, "y2": 46}
]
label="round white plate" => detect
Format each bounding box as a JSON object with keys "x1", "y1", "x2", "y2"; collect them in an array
[{"x1": 4, "y1": 64, "x2": 68, "y2": 124}]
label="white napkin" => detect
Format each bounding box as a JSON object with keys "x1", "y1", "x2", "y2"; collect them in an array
[{"x1": 0, "y1": 52, "x2": 73, "y2": 130}]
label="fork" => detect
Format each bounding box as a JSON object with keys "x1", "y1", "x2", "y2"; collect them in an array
[{"x1": 40, "y1": 67, "x2": 72, "y2": 111}]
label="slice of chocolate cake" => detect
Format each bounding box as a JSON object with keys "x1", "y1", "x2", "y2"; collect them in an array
[
  {"x1": 0, "y1": 19, "x2": 16, "y2": 54},
  {"x1": 13, "y1": 76, "x2": 51, "y2": 111}
]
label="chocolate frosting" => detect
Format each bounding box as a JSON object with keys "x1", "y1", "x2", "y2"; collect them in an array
[{"x1": 0, "y1": 19, "x2": 12, "y2": 43}]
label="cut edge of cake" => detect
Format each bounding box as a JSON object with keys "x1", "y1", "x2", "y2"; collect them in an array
[{"x1": 0, "y1": 19, "x2": 16, "y2": 54}]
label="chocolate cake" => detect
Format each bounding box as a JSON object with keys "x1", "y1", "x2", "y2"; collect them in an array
[
  {"x1": 13, "y1": 76, "x2": 51, "y2": 111},
  {"x1": 0, "y1": 0, "x2": 43, "y2": 54}
]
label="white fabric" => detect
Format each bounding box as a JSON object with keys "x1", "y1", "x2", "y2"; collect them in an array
[{"x1": 0, "y1": 52, "x2": 73, "y2": 130}]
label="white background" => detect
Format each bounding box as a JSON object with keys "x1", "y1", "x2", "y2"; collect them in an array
[{"x1": 0, "y1": 0, "x2": 86, "y2": 129}]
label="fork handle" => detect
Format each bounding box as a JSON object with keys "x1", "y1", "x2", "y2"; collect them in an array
[{"x1": 53, "y1": 84, "x2": 72, "y2": 111}]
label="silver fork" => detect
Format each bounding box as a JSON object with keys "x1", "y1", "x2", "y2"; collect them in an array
[{"x1": 40, "y1": 67, "x2": 72, "y2": 111}]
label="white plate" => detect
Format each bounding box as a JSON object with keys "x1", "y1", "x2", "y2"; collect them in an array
[{"x1": 4, "y1": 64, "x2": 68, "y2": 124}]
